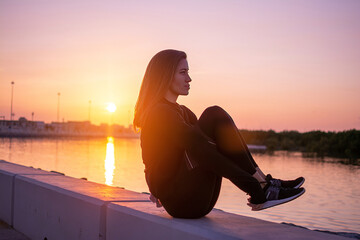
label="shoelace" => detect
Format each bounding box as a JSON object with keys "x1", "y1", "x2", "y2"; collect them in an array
[{"x1": 269, "y1": 178, "x2": 282, "y2": 187}]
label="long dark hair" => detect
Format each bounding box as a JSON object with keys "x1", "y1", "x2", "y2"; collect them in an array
[{"x1": 133, "y1": 49, "x2": 187, "y2": 130}]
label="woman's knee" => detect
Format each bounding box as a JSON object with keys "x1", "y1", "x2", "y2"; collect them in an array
[
  {"x1": 198, "y1": 105, "x2": 233, "y2": 137},
  {"x1": 199, "y1": 105, "x2": 228, "y2": 122}
]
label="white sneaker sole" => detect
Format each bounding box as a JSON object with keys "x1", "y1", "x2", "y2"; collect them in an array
[
  {"x1": 250, "y1": 188, "x2": 305, "y2": 211},
  {"x1": 294, "y1": 178, "x2": 305, "y2": 189}
]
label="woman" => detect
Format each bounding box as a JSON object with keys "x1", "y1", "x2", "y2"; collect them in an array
[{"x1": 134, "y1": 49, "x2": 305, "y2": 218}]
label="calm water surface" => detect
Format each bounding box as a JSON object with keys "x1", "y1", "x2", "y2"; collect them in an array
[{"x1": 0, "y1": 137, "x2": 359, "y2": 234}]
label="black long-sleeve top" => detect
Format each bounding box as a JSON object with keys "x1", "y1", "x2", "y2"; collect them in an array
[{"x1": 140, "y1": 99, "x2": 226, "y2": 199}]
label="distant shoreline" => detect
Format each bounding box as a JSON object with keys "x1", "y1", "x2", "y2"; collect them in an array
[
  {"x1": 240, "y1": 129, "x2": 360, "y2": 162},
  {"x1": 0, "y1": 118, "x2": 139, "y2": 139},
  {"x1": 0, "y1": 132, "x2": 139, "y2": 139}
]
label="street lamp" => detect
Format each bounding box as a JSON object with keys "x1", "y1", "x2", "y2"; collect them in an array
[
  {"x1": 57, "y1": 92, "x2": 60, "y2": 122},
  {"x1": 10, "y1": 81, "x2": 14, "y2": 121}
]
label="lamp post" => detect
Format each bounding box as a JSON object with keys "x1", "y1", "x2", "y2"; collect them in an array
[
  {"x1": 57, "y1": 92, "x2": 60, "y2": 122},
  {"x1": 10, "y1": 81, "x2": 14, "y2": 121}
]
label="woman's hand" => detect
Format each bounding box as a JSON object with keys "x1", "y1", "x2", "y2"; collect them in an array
[{"x1": 149, "y1": 193, "x2": 163, "y2": 208}]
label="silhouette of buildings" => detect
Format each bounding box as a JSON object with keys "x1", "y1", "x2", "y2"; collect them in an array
[{"x1": 0, "y1": 117, "x2": 138, "y2": 138}]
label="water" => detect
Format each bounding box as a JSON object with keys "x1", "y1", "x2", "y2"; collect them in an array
[{"x1": 0, "y1": 137, "x2": 359, "y2": 234}]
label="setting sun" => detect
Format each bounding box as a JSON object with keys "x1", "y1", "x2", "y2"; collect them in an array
[{"x1": 106, "y1": 102, "x2": 117, "y2": 113}]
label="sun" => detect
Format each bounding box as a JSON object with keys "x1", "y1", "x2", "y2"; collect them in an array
[{"x1": 106, "y1": 102, "x2": 117, "y2": 113}]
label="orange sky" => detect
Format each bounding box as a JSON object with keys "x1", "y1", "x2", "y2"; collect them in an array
[{"x1": 1, "y1": 0, "x2": 359, "y2": 132}]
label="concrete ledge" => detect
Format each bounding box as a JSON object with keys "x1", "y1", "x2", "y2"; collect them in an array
[
  {"x1": 0, "y1": 160, "x2": 349, "y2": 240},
  {"x1": 15, "y1": 174, "x2": 150, "y2": 202},
  {"x1": 106, "y1": 202, "x2": 348, "y2": 240},
  {"x1": 0, "y1": 160, "x2": 57, "y2": 225},
  {"x1": 12, "y1": 173, "x2": 150, "y2": 240},
  {"x1": 14, "y1": 175, "x2": 106, "y2": 240}
]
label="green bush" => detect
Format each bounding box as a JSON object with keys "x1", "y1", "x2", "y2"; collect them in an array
[{"x1": 239, "y1": 129, "x2": 360, "y2": 160}]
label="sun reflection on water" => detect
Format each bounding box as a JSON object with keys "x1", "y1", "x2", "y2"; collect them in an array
[{"x1": 105, "y1": 136, "x2": 115, "y2": 186}]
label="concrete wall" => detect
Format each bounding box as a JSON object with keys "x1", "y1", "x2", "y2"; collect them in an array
[
  {"x1": 0, "y1": 160, "x2": 57, "y2": 226},
  {"x1": 0, "y1": 160, "x2": 348, "y2": 240}
]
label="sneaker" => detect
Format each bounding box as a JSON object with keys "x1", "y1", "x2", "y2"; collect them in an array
[
  {"x1": 266, "y1": 174, "x2": 305, "y2": 189},
  {"x1": 247, "y1": 185, "x2": 305, "y2": 211}
]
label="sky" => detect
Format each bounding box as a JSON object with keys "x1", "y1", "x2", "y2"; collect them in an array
[{"x1": 0, "y1": 0, "x2": 359, "y2": 132}]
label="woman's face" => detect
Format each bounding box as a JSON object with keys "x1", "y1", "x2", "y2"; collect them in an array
[{"x1": 168, "y1": 58, "x2": 192, "y2": 98}]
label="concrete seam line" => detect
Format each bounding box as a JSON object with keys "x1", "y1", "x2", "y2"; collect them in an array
[
  {"x1": 99, "y1": 200, "x2": 150, "y2": 240},
  {"x1": 100, "y1": 202, "x2": 111, "y2": 240}
]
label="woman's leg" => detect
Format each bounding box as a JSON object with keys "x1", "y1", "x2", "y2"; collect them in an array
[
  {"x1": 160, "y1": 159, "x2": 222, "y2": 218},
  {"x1": 162, "y1": 150, "x2": 267, "y2": 217},
  {"x1": 197, "y1": 106, "x2": 303, "y2": 189},
  {"x1": 183, "y1": 106, "x2": 304, "y2": 213},
  {"x1": 161, "y1": 106, "x2": 268, "y2": 218},
  {"x1": 198, "y1": 106, "x2": 262, "y2": 176},
  {"x1": 194, "y1": 106, "x2": 267, "y2": 202}
]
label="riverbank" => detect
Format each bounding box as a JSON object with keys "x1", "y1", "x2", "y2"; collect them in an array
[{"x1": 0, "y1": 160, "x2": 354, "y2": 240}]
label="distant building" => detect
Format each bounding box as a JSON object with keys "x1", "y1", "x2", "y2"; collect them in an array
[
  {"x1": 34, "y1": 121, "x2": 45, "y2": 130},
  {"x1": 0, "y1": 117, "x2": 45, "y2": 136},
  {"x1": 0, "y1": 118, "x2": 139, "y2": 138}
]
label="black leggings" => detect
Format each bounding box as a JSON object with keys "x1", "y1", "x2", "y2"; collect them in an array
[{"x1": 161, "y1": 106, "x2": 266, "y2": 218}]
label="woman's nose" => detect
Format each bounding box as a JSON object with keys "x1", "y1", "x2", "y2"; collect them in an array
[{"x1": 186, "y1": 75, "x2": 192, "y2": 82}]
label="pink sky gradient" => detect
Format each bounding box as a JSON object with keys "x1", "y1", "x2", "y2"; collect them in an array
[{"x1": 1, "y1": 0, "x2": 359, "y2": 131}]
